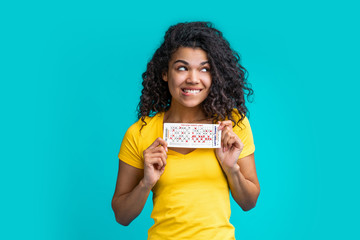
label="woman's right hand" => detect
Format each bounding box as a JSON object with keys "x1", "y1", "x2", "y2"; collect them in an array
[{"x1": 142, "y1": 137, "x2": 168, "y2": 189}]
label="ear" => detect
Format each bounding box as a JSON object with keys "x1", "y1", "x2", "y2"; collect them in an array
[{"x1": 162, "y1": 71, "x2": 168, "y2": 82}]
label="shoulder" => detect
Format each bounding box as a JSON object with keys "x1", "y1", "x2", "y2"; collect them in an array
[
  {"x1": 123, "y1": 112, "x2": 164, "y2": 150},
  {"x1": 119, "y1": 112, "x2": 164, "y2": 169},
  {"x1": 230, "y1": 109, "x2": 255, "y2": 158},
  {"x1": 126, "y1": 112, "x2": 164, "y2": 133},
  {"x1": 230, "y1": 109, "x2": 251, "y2": 130},
  {"x1": 128, "y1": 112, "x2": 164, "y2": 135}
]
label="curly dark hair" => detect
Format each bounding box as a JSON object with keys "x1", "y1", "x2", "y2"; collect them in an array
[{"x1": 137, "y1": 21, "x2": 254, "y2": 128}]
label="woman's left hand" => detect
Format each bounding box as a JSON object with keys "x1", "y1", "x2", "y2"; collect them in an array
[{"x1": 215, "y1": 120, "x2": 244, "y2": 175}]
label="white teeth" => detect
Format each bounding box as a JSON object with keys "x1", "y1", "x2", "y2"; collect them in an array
[{"x1": 183, "y1": 89, "x2": 201, "y2": 94}]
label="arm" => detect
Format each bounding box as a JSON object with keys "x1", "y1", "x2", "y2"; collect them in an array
[
  {"x1": 216, "y1": 121, "x2": 260, "y2": 211},
  {"x1": 111, "y1": 160, "x2": 150, "y2": 226},
  {"x1": 225, "y1": 153, "x2": 260, "y2": 211},
  {"x1": 111, "y1": 138, "x2": 168, "y2": 226}
]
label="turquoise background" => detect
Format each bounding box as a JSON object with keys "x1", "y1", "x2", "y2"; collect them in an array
[{"x1": 1, "y1": 0, "x2": 359, "y2": 239}]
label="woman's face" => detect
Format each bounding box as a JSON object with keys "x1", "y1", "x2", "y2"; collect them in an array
[{"x1": 162, "y1": 47, "x2": 212, "y2": 109}]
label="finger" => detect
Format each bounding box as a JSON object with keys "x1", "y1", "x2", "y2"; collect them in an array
[
  {"x1": 226, "y1": 136, "x2": 236, "y2": 150},
  {"x1": 218, "y1": 120, "x2": 233, "y2": 130},
  {"x1": 221, "y1": 120, "x2": 233, "y2": 127},
  {"x1": 220, "y1": 124, "x2": 226, "y2": 140},
  {"x1": 156, "y1": 137, "x2": 168, "y2": 152},
  {"x1": 221, "y1": 125, "x2": 232, "y2": 145},
  {"x1": 220, "y1": 124, "x2": 227, "y2": 148},
  {"x1": 152, "y1": 146, "x2": 168, "y2": 164},
  {"x1": 146, "y1": 157, "x2": 164, "y2": 169},
  {"x1": 218, "y1": 121, "x2": 224, "y2": 130},
  {"x1": 158, "y1": 150, "x2": 168, "y2": 166},
  {"x1": 152, "y1": 145, "x2": 167, "y2": 153},
  {"x1": 227, "y1": 135, "x2": 244, "y2": 151},
  {"x1": 222, "y1": 133, "x2": 233, "y2": 151},
  {"x1": 160, "y1": 166, "x2": 165, "y2": 175},
  {"x1": 149, "y1": 137, "x2": 168, "y2": 152},
  {"x1": 144, "y1": 145, "x2": 168, "y2": 168},
  {"x1": 223, "y1": 131, "x2": 238, "y2": 151},
  {"x1": 148, "y1": 152, "x2": 167, "y2": 167}
]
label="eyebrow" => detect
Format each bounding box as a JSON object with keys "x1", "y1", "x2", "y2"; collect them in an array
[{"x1": 173, "y1": 60, "x2": 209, "y2": 66}]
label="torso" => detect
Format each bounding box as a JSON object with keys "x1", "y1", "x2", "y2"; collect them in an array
[{"x1": 168, "y1": 147, "x2": 196, "y2": 155}]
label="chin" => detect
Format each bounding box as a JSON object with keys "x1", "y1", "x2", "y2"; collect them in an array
[{"x1": 180, "y1": 101, "x2": 205, "y2": 109}]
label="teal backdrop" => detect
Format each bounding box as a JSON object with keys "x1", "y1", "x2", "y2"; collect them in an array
[{"x1": 1, "y1": 0, "x2": 359, "y2": 239}]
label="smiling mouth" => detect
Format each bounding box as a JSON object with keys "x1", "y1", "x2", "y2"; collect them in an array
[{"x1": 182, "y1": 88, "x2": 202, "y2": 94}]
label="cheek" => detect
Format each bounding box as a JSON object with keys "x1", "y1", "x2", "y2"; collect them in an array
[
  {"x1": 169, "y1": 78, "x2": 178, "y2": 88},
  {"x1": 169, "y1": 74, "x2": 185, "y2": 88},
  {"x1": 167, "y1": 79, "x2": 180, "y2": 96},
  {"x1": 205, "y1": 76, "x2": 212, "y2": 88}
]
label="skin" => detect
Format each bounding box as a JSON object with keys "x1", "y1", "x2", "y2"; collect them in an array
[
  {"x1": 111, "y1": 47, "x2": 260, "y2": 226},
  {"x1": 162, "y1": 47, "x2": 213, "y2": 154}
]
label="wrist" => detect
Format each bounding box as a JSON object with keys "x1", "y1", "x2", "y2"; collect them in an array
[
  {"x1": 224, "y1": 163, "x2": 240, "y2": 177},
  {"x1": 139, "y1": 179, "x2": 154, "y2": 192}
]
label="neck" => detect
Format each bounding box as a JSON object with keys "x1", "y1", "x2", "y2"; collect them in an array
[{"x1": 164, "y1": 105, "x2": 208, "y2": 123}]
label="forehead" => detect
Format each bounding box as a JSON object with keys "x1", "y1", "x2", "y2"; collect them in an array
[{"x1": 170, "y1": 47, "x2": 208, "y2": 63}]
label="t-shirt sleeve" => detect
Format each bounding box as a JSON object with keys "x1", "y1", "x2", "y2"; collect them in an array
[
  {"x1": 234, "y1": 116, "x2": 255, "y2": 159},
  {"x1": 118, "y1": 123, "x2": 144, "y2": 169}
]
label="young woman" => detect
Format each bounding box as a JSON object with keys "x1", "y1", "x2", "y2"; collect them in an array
[{"x1": 112, "y1": 21, "x2": 260, "y2": 240}]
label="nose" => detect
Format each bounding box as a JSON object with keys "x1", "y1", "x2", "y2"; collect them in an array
[{"x1": 185, "y1": 70, "x2": 200, "y2": 84}]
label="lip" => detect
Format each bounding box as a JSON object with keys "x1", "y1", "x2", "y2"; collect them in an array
[{"x1": 181, "y1": 88, "x2": 203, "y2": 96}]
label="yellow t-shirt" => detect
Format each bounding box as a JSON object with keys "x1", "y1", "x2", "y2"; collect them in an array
[{"x1": 118, "y1": 110, "x2": 255, "y2": 240}]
